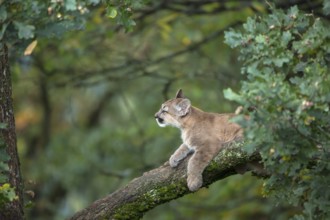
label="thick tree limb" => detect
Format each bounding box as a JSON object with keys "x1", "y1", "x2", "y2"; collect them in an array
[{"x1": 70, "y1": 141, "x2": 261, "y2": 220}]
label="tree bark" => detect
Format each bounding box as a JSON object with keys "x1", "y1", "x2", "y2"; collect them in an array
[
  {"x1": 71, "y1": 141, "x2": 261, "y2": 220},
  {"x1": 0, "y1": 44, "x2": 24, "y2": 219}
]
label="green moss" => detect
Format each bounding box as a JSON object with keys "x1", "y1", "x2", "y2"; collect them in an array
[
  {"x1": 205, "y1": 160, "x2": 219, "y2": 172},
  {"x1": 111, "y1": 181, "x2": 188, "y2": 219}
]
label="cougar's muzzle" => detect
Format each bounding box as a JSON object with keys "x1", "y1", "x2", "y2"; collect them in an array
[{"x1": 154, "y1": 112, "x2": 166, "y2": 127}]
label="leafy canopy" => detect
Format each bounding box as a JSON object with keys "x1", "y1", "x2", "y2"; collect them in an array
[
  {"x1": 225, "y1": 5, "x2": 330, "y2": 219},
  {"x1": 0, "y1": 0, "x2": 143, "y2": 52}
]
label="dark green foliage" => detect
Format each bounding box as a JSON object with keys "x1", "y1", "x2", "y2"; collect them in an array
[
  {"x1": 324, "y1": 0, "x2": 330, "y2": 15},
  {"x1": 105, "y1": 0, "x2": 147, "y2": 32},
  {"x1": 0, "y1": 183, "x2": 17, "y2": 208},
  {"x1": 0, "y1": 0, "x2": 101, "y2": 50},
  {"x1": 225, "y1": 5, "x2": 330, "y2": 219},
  {"x1": 0, "y1": 0, "x2": 146, "y2": 49}
]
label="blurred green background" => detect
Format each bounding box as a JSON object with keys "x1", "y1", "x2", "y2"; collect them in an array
[{"x1": 8, "y1": 1, "x2": 300, "y2": 219}]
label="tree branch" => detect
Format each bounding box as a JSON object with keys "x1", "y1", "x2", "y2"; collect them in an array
[
  {"x1": 70, "y1": 141, "x2": 261, "y2": 220},
  {"x1": 55, "y1": 22, "x2": 241, "y2": 88}
]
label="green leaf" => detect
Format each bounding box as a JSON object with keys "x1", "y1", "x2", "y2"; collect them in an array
[
  {"x1": 13, "y1": 21, "x2": 35, "y2": 39},
  {"x1": 0, "y1": 174, "x2": 7, "y2": 183},
  {"x1": 255, "y1": 34, "x2": 266, "y2": 44},
  {"x1": 0, "y1": 123, "x2": 7, "y2": 129},
  {"x1": 288, "y1": 5, "x2": 299, "y2": 19},
  {"x1": 323, "y1": 0, "x2": 330, "y2": 15},
  {"x1": 37, "y1": 20, "x2": 84, "y2": 38},
  {"x1": 0, "y1": 162, "x2": 8, "y2": 171},
  {"x1": 223, "y1": 88, "x2": 242, "y2": 103},
  {"x1": 224, "y1": 30, "x2": 242, "y2": 48},
  {"x1": 273, "y1": 57, "x2": 290, "y2": 67},
  {"x1": 0, "y1": 183, "x2": 17, "y2": 205},
  {"x1": 0, "y1": 150, "x2": 9, "y2": 162},
  {"x1": 0, "y1": 6, "x2": 7, "y2": 22},
  {"x1": 0, "y1": 161, "x2": 9, "y2": 183},
  {"x1": 243, "y1": 17, "x2": 256, "y2": 33},
  {"x1": 0, "y1": 22, "x2": 8, "y2": 40},
  {"x1": 281, "y1": 31, "x2": 292, "y2": 46},
  {"x1": 106, "y1": 7, "x2": 118, "y2": 18}
]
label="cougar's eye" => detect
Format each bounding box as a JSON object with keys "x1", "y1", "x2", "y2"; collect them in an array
[{"x1": 161, "y1": 105, "x2": 169, "y2": 113}]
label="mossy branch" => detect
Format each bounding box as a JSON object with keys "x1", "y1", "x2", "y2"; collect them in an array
[{"x1": 70, "y1": 142, "x2": 261, "y2": 220}]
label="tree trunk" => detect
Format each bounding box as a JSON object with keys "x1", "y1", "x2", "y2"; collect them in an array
[
  {"x1": 71, "y1": 141, "x2": 261, "y2": 220},
  {"x1": 0, "y1": 43, "x2": 24, "y2": 219}
]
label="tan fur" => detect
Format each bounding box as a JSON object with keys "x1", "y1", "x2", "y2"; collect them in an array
[{"x1": 155, "y1": 89, "x2": 243, "y2": 191}]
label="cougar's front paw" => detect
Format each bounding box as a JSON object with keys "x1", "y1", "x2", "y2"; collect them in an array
[
  {"x1": 169, "y1": 155, "x2": 179, "y2": 168},
  {"x1": 187, "y1": 174, "x2": 203, "y2": 191}
]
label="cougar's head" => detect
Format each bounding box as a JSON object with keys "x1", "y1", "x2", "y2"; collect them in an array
[{"x1": 154, "y1": 89, "x2": 191, "y2": 128}]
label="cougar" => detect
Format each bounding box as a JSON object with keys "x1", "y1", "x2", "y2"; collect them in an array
[{"x1": 154, "y1": 89, "x2": 243, "y2": 191}]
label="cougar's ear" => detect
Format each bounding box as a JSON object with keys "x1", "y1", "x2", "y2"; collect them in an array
[
  {"x1": 175, "y1": 89, "x2": 185, "y2": 99},
  {"x1": 175, "y1": 99, "x2": 191, "y2": 116}
]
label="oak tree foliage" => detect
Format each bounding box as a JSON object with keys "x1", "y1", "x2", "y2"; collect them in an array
[{"x1": 225, "y1": 5, "x2": 330, "y2": 219}]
